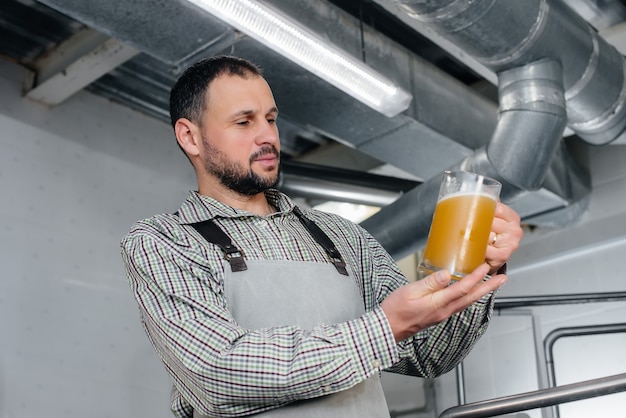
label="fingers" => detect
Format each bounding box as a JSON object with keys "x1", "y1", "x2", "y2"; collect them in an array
[
  {"x1": 427, "y1": 264, "x2": 497, "y2": 307},
  {"x1": 495, "y1": 202, "x2": 521, "y2": 224},
  {"x1": 491, "y1": 204, "x2": 521, "y2": 244},
  {"x1": 381, "y1": 264, "x2": 506, "y2": 342},
  {"x1": 486, "y1": 202, "x2": 523, "y2": 271},
  {"x1": 402, "y1": 269, "x2": 451, "y2": 301},
  {"x1": 441, "y1": 264, "x2": 506, "y2": 314}
]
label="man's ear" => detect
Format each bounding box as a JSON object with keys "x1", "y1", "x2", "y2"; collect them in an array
[{"x1": 175, "y1": 118, "x2": 201, "y2": 158}]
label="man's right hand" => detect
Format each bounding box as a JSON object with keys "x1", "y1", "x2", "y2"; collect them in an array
[{"x1": 380, "y1": 264, "x2": 506, "y2": 342}]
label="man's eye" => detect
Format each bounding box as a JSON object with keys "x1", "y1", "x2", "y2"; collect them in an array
[
  {"x1": 236, "y1": 120, "x2": 249, "y2": 126},
  {"x1": 267, "y1": 118, "x2": 276, "y2": 124}
]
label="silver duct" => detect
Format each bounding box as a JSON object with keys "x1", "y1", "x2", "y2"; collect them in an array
[
  {"x1": 362, "y1": 59, "x2": 573, "y2": 260},
  {"x1": 361, "y1": 0, "x2": 621, "y2": 259},
  {"x1": 483, "y1": 59, "x2": 568, "y2": 190},
  {"x1": 36, "y1": 0, "x2": 597, "y2": 258},
  {"x1": 278, "y1": 175, "x2": 402, "y2": 207},
  {"x1": 276, "y1": 160, "x2": 420, "y2": 207},
  {"x1": 395, "y1": 0, "x2": 626, "y2": 145}
]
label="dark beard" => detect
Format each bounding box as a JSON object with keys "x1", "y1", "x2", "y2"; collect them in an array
[
  {"x1": 202, "y1": 137, "x2": 279, "y2": 196},
  {"x1": 215, "y1": 162, "x2": 278, "y2": 196}
]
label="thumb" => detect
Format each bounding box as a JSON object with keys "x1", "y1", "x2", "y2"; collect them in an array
[{"x1": 421, "y1": 269, "x2": 451, "y2": 293}]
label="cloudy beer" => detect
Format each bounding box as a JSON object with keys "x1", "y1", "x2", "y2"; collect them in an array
[{"x1": 419, "y1": 171, "x2": 501, "y2": 280}]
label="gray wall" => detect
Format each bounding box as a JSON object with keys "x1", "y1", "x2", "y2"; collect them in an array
[{"x1": 0, "y1": 57, "x2": 192, "y2": 417}]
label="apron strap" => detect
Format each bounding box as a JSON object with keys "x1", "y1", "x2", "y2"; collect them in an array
[
  {"x1": 179, "y1": 207, "x2": 348, "y2": 276},
  {"x1": 189, "y1": 219, "x2": 248, "y2": 272},
  {"x1": 293, "y1": 207, "x2": 349, "y2": 276}
]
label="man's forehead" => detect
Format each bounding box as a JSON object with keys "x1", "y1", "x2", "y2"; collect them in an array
[{"x1": 206, "y1": 75, "x2": 277, "y2": 116}]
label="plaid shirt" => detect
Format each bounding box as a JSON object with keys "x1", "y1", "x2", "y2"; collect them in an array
[{"x1": 121, "y1": 190, "x2": 494, "y2": 417}]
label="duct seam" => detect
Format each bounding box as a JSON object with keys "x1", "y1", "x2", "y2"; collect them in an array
[
  {"x1": 401, "y1": 0, "x2": 495, "y2": 30},
  {"x1": 398, "y1": 0, "x2": 476, "y2": 22},
  {"x1": 479, "y1": 0, "x2": 550, "y2": 68},
  {"x1": 500, "y1": 85, "x2": 567, "y2": 114},
  {"x1": 568, "y1": 58, "x2": 626, "y2": 135},
  {"x1": 564, "y1": 27, "x2": 600, "y2": 102}
]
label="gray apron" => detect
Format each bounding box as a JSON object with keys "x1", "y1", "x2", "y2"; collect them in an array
[{"x1": 194, "y1": 259, "x2": 390, "y2": 417}]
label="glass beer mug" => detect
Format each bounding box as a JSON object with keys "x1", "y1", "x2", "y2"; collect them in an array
[{"x1": 418, "y1": 170, "x2": 501, "y2": 281}]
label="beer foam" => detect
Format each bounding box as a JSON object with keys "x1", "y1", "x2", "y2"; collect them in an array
[{"x1": 439, "y1": 191, "x2": 498, "y2": 202}]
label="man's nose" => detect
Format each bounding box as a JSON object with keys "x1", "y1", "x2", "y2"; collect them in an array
[{"x1": 257, "y1": 120, "x2": 279, "y2": 144}]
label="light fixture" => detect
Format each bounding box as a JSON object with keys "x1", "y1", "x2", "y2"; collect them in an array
[
  {"x1": 314, "y1": 201, "x2": 381, "y2": 224},
  {"x1": 185, "y1": 0, "x2": 413, "y2": 117}
]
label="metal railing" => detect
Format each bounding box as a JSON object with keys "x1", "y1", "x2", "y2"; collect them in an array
[
  {"x1": 494, "y1": 292, "x2": 626, "y2": 309},
  {"x1": 437, "y1": 292, "x2": 626, "y2": 418},
  {"x1": 544, "y1": 323, "x2": 626, "y2": 418},
  {"x1": 438, "y1": 372, "x2": 626, "y2": 417}
]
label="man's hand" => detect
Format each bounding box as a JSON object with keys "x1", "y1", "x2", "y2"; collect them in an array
[
  {"x1": 381, "y1": 264, "x2": 505, "y2": 342},
  {"x1": 485, "y1": 202, "x2": 523, "y2": 274}
]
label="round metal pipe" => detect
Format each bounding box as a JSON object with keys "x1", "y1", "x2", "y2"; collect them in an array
[
  {"x1": 276, "y1": 160, "x2": 420, "y2": 207},
  {"x1": 494, "y1": 291, "x2": 626, "y2": 309},
  {"x1": 280, "y1": 160, "x2": 420, "y2": 192},
  {"x1": 544, "y1": 323, "x2": 626, "y2": 386},
  {"x1": 487, "y1": 59, "x2": 567, "y2": 190},
  {"x1": 278, "y1": 174, "x2": 403, "y2": 207},
  {"x1": 456, "y1": 362, "x2": 467, "y2": 406},
  {"x1": 361, "y1": 170, "x2": 442, "y2": 259},
  {"x1": 438, "y1": 372, "x2": 626, "y2": 418},
  {"x1": 543, "y1": 324, "x2": 626, "y2": 418},
  {"x1": 362, "y1": 59, "x2": 571, "y2": 258},
  {"x1": 396, "y1": 0, "x2": 626, "y2": 145}
]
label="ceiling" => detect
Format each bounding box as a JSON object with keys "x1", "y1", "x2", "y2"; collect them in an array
[{"x1": 2, "y1": 0, "x2": 626, "y2": 258}]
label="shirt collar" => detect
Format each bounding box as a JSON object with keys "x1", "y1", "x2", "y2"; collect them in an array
[{"x1": 176, "y1": 189, "x2": 297, "y2": 224}]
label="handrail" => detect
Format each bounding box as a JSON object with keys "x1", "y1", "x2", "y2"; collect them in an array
[
  {"x1": 494, "y1": 291, "x2": 626, "y2": 309},
  {"x1": 543, "y1": 323, "x2": 626, "y2": 418},
  {"x1": 434, "y1": 293, "x2": 626, "y2": 418},
  {"x1": 544, "y1": 324, "x2": 626, "y2": 385},
  {"x1": 438, "y1": 372, "x2": 626, "y2": 418}
]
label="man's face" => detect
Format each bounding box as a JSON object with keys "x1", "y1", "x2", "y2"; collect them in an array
[{"x1": 200, "y1": 74, "x2": 280, "y2": 196}]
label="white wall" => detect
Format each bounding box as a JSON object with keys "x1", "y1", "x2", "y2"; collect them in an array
[
  {"x1": 0, "y1": 58, "x2": 194, "y2": 417},
  {"x1": 2, "y1": 54, "x2": 626, "y2": 418}
]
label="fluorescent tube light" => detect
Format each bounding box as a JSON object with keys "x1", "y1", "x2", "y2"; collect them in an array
[{"x1": 186, "y1": 0, "x2": 413, "y2": 117}]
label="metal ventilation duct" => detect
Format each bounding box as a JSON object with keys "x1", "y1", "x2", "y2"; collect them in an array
[
  {"x1": 486, "y1": 59, "x2": 568, "y2": 191},
  {"x1": 361, "y1": 0, "x2": 623, "y2": 259},
  {"x1": 37, "y1": 0, "x2": 498, "y2": 180},
  {"x1": 393, "y1": 0, "x2": 626, "y2": 145},
  {"x1": 362, "y1": 59, "x2": 582, "y2": 259},
  {"x1": 277, "y1": 160, "x2": 420, "y2": 207},
  {"x1": 36, "y1": 0, "x2": 599, "y2": 259}
]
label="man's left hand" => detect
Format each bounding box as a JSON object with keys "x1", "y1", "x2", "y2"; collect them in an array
[{"x1": 485, "y1": 202, "x2": 523, "y2": 275}]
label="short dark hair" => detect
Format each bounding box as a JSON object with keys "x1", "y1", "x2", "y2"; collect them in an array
[{"x1": 169, "y1": 55, "x2": 263, "y2": 128}]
